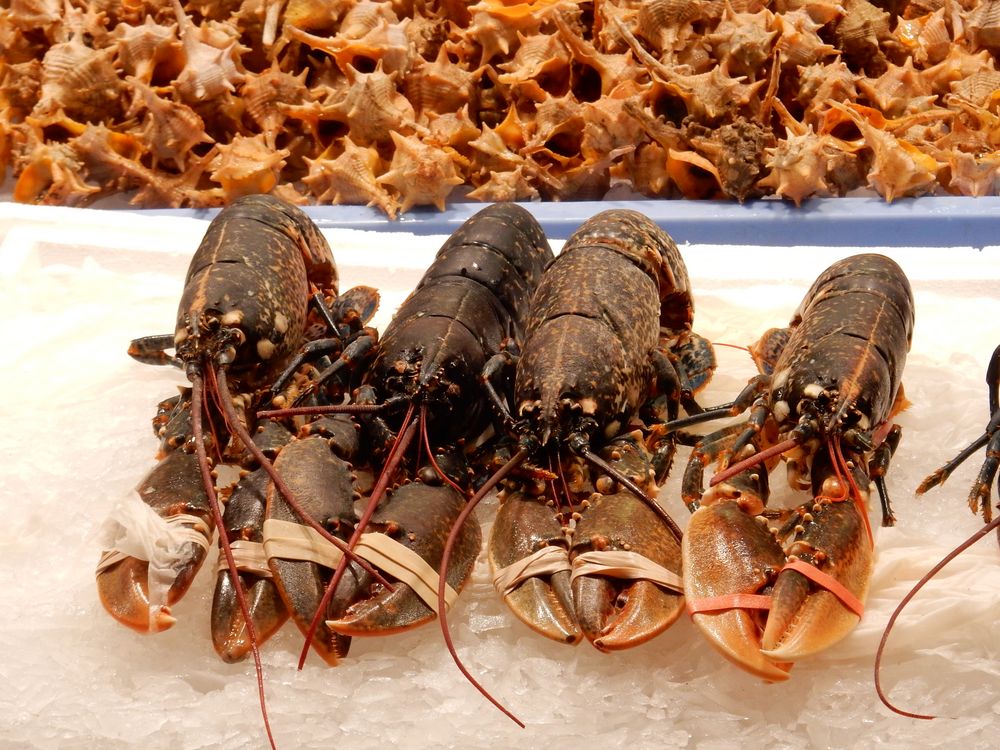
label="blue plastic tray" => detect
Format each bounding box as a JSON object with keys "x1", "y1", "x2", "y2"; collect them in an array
[{"x1": 135, "y1": 196, "x2": 1000, "y2": 246}]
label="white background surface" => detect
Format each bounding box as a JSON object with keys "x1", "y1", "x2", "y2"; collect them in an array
[{"x1": 1, "y1": 204, "x2": 998, "y2": 749}]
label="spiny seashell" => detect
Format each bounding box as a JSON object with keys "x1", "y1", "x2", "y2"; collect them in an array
[
  {"x1": 113, "y1": 16, "x2": 183, "y2": 84},
  {"x1": 857, "y1": 58, "x2": 938, "y2": 117},
  {"x1": 774, "y1": 9, "x2": 839, "y2": 68},
  {"x1": 579, "y1": 95, "x2": 646, "y2": 164},
  {"x1": 939, "y1": 96, "x2": 1000, "y2": 154},
  {"x1": 654, "y1": 64, "x2": 767, "y2": 123},
  {"x1": 376, "y1": 130, "x2": 463, "y2": 212},
  {"x1": 496, "y1": 31, "x2": 571, "y2": 96},
  {"x1": 209, "y1": 133, "x2": 290, "y2": 199},
  {"x1": 666, "y1": 148, "x2": 725, "y2": 199},
  {"x1": 629, "y1": 141, "x2": 671, "y2": 196},
  {"x1": 287, "y1": 17, "x2": 415, "y2": 75},
  {"x1": 279, "y1": 0, "x2": 346, "y2": 37},
  {"x1": 327, "y1": 62, "x2": 418, "y2": 145},
  {"x1": 758, "y1": 129, "x2": 835, "y2": 205},
  {"x1": 796, "y1": 59, "x2": 859, "y2": 126},
  {"x1": 771, "y1": 0, "x2": 844, "y2": 25},
  {"x1": 688, "y1": 116, "x2": 774, "y2": 201},
  {"x1": 126, "y1": 78, "x2": 213, "y2": 169},
  {"x1": 634, "y1": 0, "x2": 702, "y2": 55},
  {"x1": 706, "y1": 6, "x2": 778, "y2": 79},
  {"x1": 424, "y1": 105, "x2": 481, "y2": 149},
  {"x1": 946, "y1": 150, "x2": 1000, "y2": 196},
  {"x1": 468, "y1": 0, "x2": 568, "y2": 33},
  {"x1": 922, "y1": 46, "x2": 995, "y2": 95},
  {"x1": 832, "y1": 0, "x2": 891, "y2": 68},
  {"x1": 465, "y1": 163, "x2": 540, "y2": 202},
  {"x1": 831, "y1": 102, "x2": 941, "y2": 201},
  {"x1": 35, "y1": 34, "x2": 125, "y2": 122},
  {"x1": 527, "y1": 91, "x2": 583, "y2": 149},
  {"x1": 949, "y1": 67, "x2": 1000, "y2": 106},
  {"x1": 966, "y1": 0, "x2": 1000, "y2": 51},
  {"x1": 403, "y1": 45, "x2": 474, "y2": 120},
  {"x1": 544, "y1": 144, "x2": 633, "y2": 200},
  {"x1": 8, "y1": 0, "x2": 63, "y2": 40},
  {"x1": 59, "y1": 0, "x2": 113, "y2": 47},
  {"x1": 339, "y1": 0, "x2": 399, "y2": 39},
  {"x1": 0, "y1": 59, "x2": 43, "y2": 121},
  {"x1": 894, "y1": 8, "x2": 952, "y2": 65},
  {"x1": 171, "y1": 0, "x2": 246, "y2": 102},
  {"x1": 553, "y1": 14, "x2": 639, "y2": 98},
  {"x1": 127, "y1": 149, "x2": 223, "y2": 208},
  {"x1": 11, "y1": 122, "x2": 98, "y2": 204},
  {"x1": 303, "y1": 137, "x2": 400, "y2": 218},
  {"x1": 240, "y1": 62, "x2": 311, "y2": 141}
]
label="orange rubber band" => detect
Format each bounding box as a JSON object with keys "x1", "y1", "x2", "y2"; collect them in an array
[
  {"x1": 686, "y1": 593, "x2": 772, "y2": 615},
  {"x1": 782, "y1": 558, "x2": 864, "y2": 618}
]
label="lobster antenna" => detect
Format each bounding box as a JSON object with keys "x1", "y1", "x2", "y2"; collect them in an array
[
  {"x1": 296, "y1": 405, "x2": 418, "y2": 670},
  {"x1": 709, "y1": 435, "x2": 799, "y2": 487},
  {"x1": 915, "y1": 432, "x2": 990, "y2": 495},
  {"x1": 438, "y1": 447, "x2": 531, "y2": 728},
  {"x1": 191, "y1": 373, "x2": 277, "y2": 750},
  {"x1": 578, "y1": 446, "x2": 683, "y2": 542},
  {"x1": 874, "y1": 512, "x2": 1000, "y2": 719},
  {"x1": 213, "y1": 368, "x2": 393, "y2": 590}
]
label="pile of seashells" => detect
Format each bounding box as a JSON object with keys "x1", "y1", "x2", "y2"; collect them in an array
[{"x1": 2, "y1": 0, "x2": 1000, "y2": 215}]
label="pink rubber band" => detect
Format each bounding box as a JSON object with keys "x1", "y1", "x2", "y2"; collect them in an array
[{"x1": 782, "y1": 558, "x2": 864, "y2": 617}]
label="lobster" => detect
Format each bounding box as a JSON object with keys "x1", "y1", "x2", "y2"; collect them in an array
[
  {"x1": 875, "y1": 343, "x2": 1000, "y2": 718},
  {"x1": 674, "y1": 253, "x2": 914, "y2": 681},
  {"x1": 257, "y1": 202, "x2": 555, "y2": 668},
  {"x1": 94, "y1": 194, "x2": 384, "y2": 746},
  {"x1": 437, "y1": 209, "x2": 714, "y2": 721}
]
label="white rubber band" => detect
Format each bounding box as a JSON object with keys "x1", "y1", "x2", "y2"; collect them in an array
[
  {"x1": 570, "y1": 550, "x2": 684, "y2": 594},
  {"x1": 262, "y1": 518, "x2": 458, "y2": 612},
  {"x1": 216, "y1": 540, "x2": 272, "y2": 578},
  {"x1": 96, "y1": 508, "x2": 211, "y2": 575},
  {"x1": 491, "y1": 545, "x2": 572, "y2": 597}
]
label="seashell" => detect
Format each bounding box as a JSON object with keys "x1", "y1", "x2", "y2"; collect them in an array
[
  {"x1": 543, "y1": 143, "x2": 633, "y2": 200},
  {"x1": 338, "y1": 0, "x2": 399, "y2": 39},
  {"x1": 327, "y1": 62, "x2": 418, "y2": 145},
  {"x1": 922, "y1": 46, "x2": 995, "y2": 96},
  {"x1": 526, "y1": 91, "x2": 584, "y2": 150},
  {"x1": 939, "y1": 96, "x2": 1000, "y2": 154},
  {"x1": 497, "y1": 31, "x2": 572, "y2": 98},
  {"x1": 832, "y1": 0, "x2": 891, "y2": 68},
  {"x1": 126, "y1": 78, "x2": 213, "y2": 169},
  {"x1": 654, "y1": 64, "x2": 768, "y2": 123},
  {"x1": 758, "y1": 129, "x2": 835, "y2": 205},
  {"x1": 35, "y1": 34, "x2": 125, "y2": 122},
  {"x1": 579, "y1": 95, "x2": 646, "y2": 164},
  {"x1": 966, "y1": 0, "x2": 1000, "y2": 51},
  {"x1": 209, "y1": 133, "x2": 291, "y2": 199},
  {"x1": 11, "y1": 120, "x2": 99, "y2": 205},
  {"x1": 113, "y1": 16, "x2": 184, "y2": 84},
  {"x1": 771, "y1": 0, "x2": 844, "y2": 25},
  {"x1": 403, "y1": 45, "x2": 474, "y2": 120},
  {"x1": 303, "y1": 137, "x2": 400, "y2": 218},
  {"x1": 688, "y1": 116, "x2": 774, "y2": 201},
  {"x1": 553, "y1": 14, "x2": 640, "y2": 98},
  {"x1": 284, "y1": 17, "x2": 416, "y2": 76},
  {"x1": 949, "y1": 67, "x2": 1000, "y2": 107},
  {"x1": 946, "y1": 150, "x2": 1000, "y2": 197},
  {"x1": 857, "y1": 58, "x2": 938, "y2": 117},
  {"x1": 829, "y1": 102, "x2": 941, "y2": 201},
  {"x1": 633, "y1": 0, "x2": 702, "y2": 56},
  {"x1": 894, "y1": 8, "x2": 952, "y2": 65},
  {"x1": 128, "y1": 149, "x2": 223, "y2": 208},
  {"x1": 284, "y1": 0, "x2": 347, "y2": 35},
  {"x1": 774, "y1": 9, "x2": 838, "y2": 68},
  {"x1": 0, "y1": 59, "x2": 43, "y2": 122},
  {"x1": 796, "y1": 59, "x2": 859, "y2": 127},
  {"x1": 628, "y1": 141, "x2": 671, "y2": 196},
  {"x1": 424, "y1": 105, "x2": 481, "y2": 149},
  {"x1": 666, "y1": 148, "x2": 725, "y2": 199},
  {"x1": 170, "y1": 0, "x2": 246, "y2": 103},
  {"x1": 376, "y1": 130, "x2": 464, "y2": 212},
  {"x1": 467, "y1": 0, "x2": 568, "y2": 33},
  {"x1": 240, "y1": 62, "x2": 312, "y2": 142},
  {"x1": 466, "y1": 164, "x2": 540, "y2": 202},
  {"x1": 706, "y1": 6, "x2": 778, "y2": 79}
]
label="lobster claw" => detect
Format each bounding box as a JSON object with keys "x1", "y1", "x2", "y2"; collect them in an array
[
  {"x1": 761, "y1": 499, "x2": 872, "y2": 660},
  {"x1": 96, "y1": 450, "x2": 214, "y2": 633},
  {"x1": 570, "y1": 490, "x2": 684, "y2": 651},
  {"x1": 488, "y1": 490, "x2": 582, "y2": 645},
  {"x1": 326, "y1": 482, "x2": 482, "y2": 636},
  {"x1": 210, "y1": 468, "x2": 290, "y2": 663}
]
